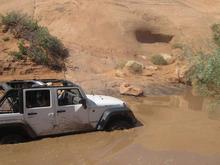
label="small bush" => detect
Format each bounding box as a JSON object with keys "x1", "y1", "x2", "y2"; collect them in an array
[
  {"x1": 151, "y1": 54, "x2": 168, "y2": 65},
  {"x1": 212, "y1": 24, "x2": 220, "y2": 47},
  {"x1": 1, "y1": 12, "x2": 38, "y2": 38},
  {"x1": 18, "y1": 40, "x2": 27, "y2": 55},
  {"x1": 187, "y1": 49, "x2": 220, "y2": 97},
  {"x1": 187, "y1": 24, "x2": 220, "y2": 97},
  {"x1": 1, "y1": 11, "x2": 68, "y2": 70},
  {"x1": 22, "y1": 19, "x2": 38, "y2": 32},
  {"x1": 172, "y1": 43, "x2": 184, "y2": 49},
  {"x1": 27, "y1": 45, "x2": 48, "y2": 65},
  {"x1": 34, "y1": 27, "x2": 68, "y2": 58},
  {"x1": 1, "y1": 11, "x2": 23, "y2": 29},
  {"x1": 10, "y1": 51, "x2": 23, "y2": 60},
  {"x1": 125, "y1": 61, "x2": 143, "y2": 73}
]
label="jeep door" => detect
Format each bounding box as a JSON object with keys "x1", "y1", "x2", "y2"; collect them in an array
[
  {"x1": 55, "y1": 87, "x2": 90, "y2": 133},
  {"x1": 23, "y1": 89, "x2": 56, "y2": 136}
]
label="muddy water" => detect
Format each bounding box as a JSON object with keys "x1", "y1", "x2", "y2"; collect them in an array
[{"x1": 1, "y1": 90, "x2": 220, "y2": 165}]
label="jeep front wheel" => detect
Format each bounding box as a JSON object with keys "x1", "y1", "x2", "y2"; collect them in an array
[
  {"x1": 105, "y1": 120, "x2": 132, "y2": 131},
  {"x1": 0, "y1": 134, "x2": 26, "y2": 144}
]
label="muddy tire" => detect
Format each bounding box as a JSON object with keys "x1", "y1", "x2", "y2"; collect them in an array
[
  {"x1": 105, "y1": 120, "x2": 132, "y2": 131},
  {"x1": 0, "y1": 134, "x2": 26, "y2": 144}
]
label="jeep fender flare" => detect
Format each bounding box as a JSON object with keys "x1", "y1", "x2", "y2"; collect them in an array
[
  {"x1": 0, "y1": 123, "x2": 37, "y2": 139},
  {"x1": 96, "y1": 108, "x2": 137, "y2": 130}
]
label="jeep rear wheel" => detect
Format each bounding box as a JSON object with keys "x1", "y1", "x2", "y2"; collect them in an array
[
  {"x1": 105, "y1": 120, "x2": 132, "y2": 131},
  {"x1": 0, "y1": 134, "x2": 26, "y2": 144}
]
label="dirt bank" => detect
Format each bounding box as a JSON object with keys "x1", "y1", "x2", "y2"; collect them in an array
[{"x1": 1, "y1": 0, "x2": 220, "y2": 94}]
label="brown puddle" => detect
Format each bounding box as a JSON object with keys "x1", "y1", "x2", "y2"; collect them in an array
[{"x1": 1, "y1": 89, "x2": 220, "y2": 165}]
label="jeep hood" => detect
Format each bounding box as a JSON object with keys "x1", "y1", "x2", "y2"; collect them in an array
[{"x1": 86, "y1": 95, "x2": 124, "y2": 107}]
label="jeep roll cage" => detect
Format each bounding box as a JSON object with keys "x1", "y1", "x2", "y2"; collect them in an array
[
  {"x1": 0, "y1": 79, "x2": 81, "y2": 91},
  {"x1": 1, "y1": 79, "x2": 78, "y2": 89},
  {"x1": 0, "y1": 79, "x2": 86, "y2": 114}
]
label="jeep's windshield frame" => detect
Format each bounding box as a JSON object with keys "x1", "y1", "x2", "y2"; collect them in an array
[
  {"x1": 0, "y1": 88, "x2": 4, "y2": 100},
  {"x1": 0, "y1": 89, "x2": 23, "y2": 114}
]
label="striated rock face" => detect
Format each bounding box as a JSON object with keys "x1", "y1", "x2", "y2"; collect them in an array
[
  {"x1": 119, "y1": 83, "x2": 144, "y2": 96},
  {"x1": 125, "y1": 61, "x2": 144, "y2": 73}
]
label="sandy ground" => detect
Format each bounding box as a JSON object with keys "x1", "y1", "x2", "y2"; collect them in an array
[{"x1": 0, "y1": 0, "x2": 220, "y2": 94}]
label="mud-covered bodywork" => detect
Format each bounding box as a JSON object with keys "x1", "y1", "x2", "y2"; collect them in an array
[{"x1": 0, "y1": 79, "x2": 137, "y2": 143}]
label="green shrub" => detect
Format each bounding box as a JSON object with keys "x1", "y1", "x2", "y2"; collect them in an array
[
  {"x1": 172, "y1": 43, "x2": 184, "y2": 49},
  {"x1": 1, "y1": 11, "x2": 68, "y2": 70},
  {"x1": 34, "y1": 27, "x2": 68, "y2": 58},
  {"x1": 188, "y1": 49, "x2": 220, "y2": 97},
  {"x1": 212, "y1": 24, "x2": 220, "y2": 47},
  {"x1": 18, "y1": 40, "x2": 27, "y2": 55},
  {"x1": 125, "y1": 60, "x2": 143, "y2": 73},
  {"x1": 1, "y1": 12, "x2": 38, "y2": 38},
  {"x1": 187, "y1": 24, "x2": 220, "y2": 97},
  {"x1": 151, "y1": 54, "x2": 168, "y2": 65},
  {"x1": 27, "y1": 45, "x2": 48, "y2": 65},
  {"x1": 22, "y1": 19, "x2": 38, "y2": 32},
  {"x1": 1, "y1": 11, "x2": 23, "y2": 29},
  {"x1": 10, "y1": 51, "x2": 23, "y2": 60}
]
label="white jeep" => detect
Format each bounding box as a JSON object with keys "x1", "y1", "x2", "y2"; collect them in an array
[{"x1": 0, "y1": 79, "x2": 137, "y2": 144}]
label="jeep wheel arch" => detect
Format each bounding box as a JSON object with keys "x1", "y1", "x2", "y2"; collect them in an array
[
  {"x1": 104, "y1": 118, "x2": 133, "y2": 131},
  {"x1": 96, "y1": 108, "x2": 137, "y2": 131}
]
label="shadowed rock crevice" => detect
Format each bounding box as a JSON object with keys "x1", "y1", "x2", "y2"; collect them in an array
[{"x1": 135, "y1": 30, "x2": 173, "y2": 43}]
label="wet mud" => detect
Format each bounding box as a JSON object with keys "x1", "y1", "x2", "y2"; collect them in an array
[{"x1": 1, "y1": 89, "x2": 220, "y2": 165}]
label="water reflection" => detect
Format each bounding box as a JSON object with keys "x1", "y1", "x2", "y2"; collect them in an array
[
  {"x1": 207, "y1": 101, "x2": 220, "y2": 121},
  {"x1": 176, "y1": 90, "x2": 220, "y2": 121},
  {"x1": 124, "y1": 88, "x2": 220, "y2": 121},
  {"x1": 174, "y1": 89, "x2": 205, "y2": 111}
]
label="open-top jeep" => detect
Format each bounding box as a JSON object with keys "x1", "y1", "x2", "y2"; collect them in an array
[{"x1": 0, "y1": 79, "x2": 137, "y2": 144}]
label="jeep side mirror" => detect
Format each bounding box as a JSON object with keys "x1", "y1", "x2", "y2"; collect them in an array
[{"x1": 80, "y1": 98, "x2": 87, "y2": 109}]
